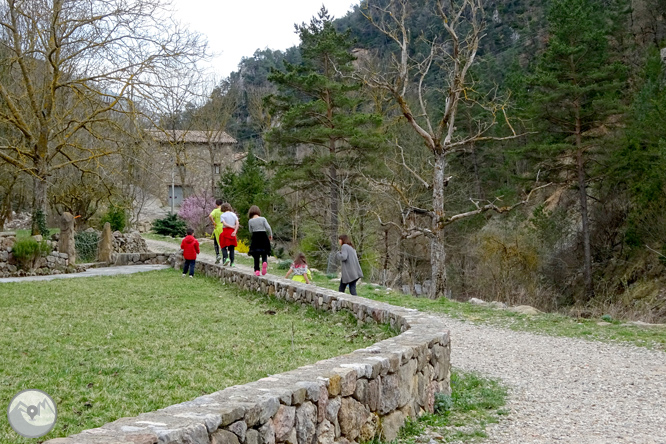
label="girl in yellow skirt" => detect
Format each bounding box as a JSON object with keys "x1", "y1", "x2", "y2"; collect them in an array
[{"x1": 284, "y1": 252, "x2": 312, "y2": 284}]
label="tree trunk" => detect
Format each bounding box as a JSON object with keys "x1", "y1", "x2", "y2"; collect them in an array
[
  {"x1": 575, "y1": 114, "x2": 594, "y2": 299},
  {"x1": 328, "y1": 162, "x2": 339, "y2": 274},
  {"x1": 31, "y1": 134, "x2": 50, "y2": 235},
  {"x1": 0, "y1": 174, "x2": 18, "y2": 231},
  {"x1": 383, "y1": 229, "x2": 390, "y2": 286},
  {"x1": 429, "y1": 153, "x2": 448, "y2": 299},
  {"x1": 32, "y1": 175, "x2": 49, "y2": 235}
]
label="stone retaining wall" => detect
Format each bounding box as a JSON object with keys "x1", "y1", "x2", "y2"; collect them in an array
[
  {"x1": 46, "y1": 259, "x2": 451, "y2": 444},
  {"x1": 113, "y1": 252, "x2": 170, "y2": 266},
  {"x1": 112, "y1": 230, "x2": 150, "y2": 254},
  {"x1": 0, "y1": 231, "x2": 79, "y2": 277}
]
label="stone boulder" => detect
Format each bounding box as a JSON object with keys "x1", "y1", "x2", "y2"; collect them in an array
[
  {"x1": 99, "y1": 222, "x2": 114, "y2": 263},
  {"x1": 510, "y1": 305, "x2": 541, "y2": 315}
]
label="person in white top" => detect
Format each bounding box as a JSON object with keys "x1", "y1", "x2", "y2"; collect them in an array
[{"x1": 218, "y1": 203, "x2": 239, "y2": 266}]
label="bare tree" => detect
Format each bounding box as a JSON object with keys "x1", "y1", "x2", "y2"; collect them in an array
[
  {"x1": 192, "y1": 78, "x2": 239, "y2": 195},
  {"x1": 0, "y1": 0, "x2": 207, "y2": 233},
  {"x1": 360, "y1": 0, "x2": 534, "y2": 298},
  {"x1": 146, "y1": 73, "x2": 206, "y2": 196}
]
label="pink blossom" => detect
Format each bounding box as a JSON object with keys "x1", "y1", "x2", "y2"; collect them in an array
[{"x1": 178, "y1": 190, "x2": 216, "y2": 236}]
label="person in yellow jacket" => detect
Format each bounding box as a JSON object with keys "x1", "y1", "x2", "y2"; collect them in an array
[{"x1": 208, "y1": 199, "x2": 224, "y2": 264}]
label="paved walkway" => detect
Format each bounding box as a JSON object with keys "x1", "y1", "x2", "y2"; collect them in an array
[
  {"x1": 0, "y1": 264, "x2": 169, "y2": 283},
  {"x1": 0, "y1": 237, "x2": 261, "y2": 284}
]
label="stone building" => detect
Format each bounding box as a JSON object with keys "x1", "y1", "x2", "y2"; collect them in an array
[{"x1": 149, "y1": 129, "x2": 242, "y2": 206}]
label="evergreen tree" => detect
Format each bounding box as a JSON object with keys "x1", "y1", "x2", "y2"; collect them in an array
[
  {"x1": 265, "y1": 6, "x2": 383, "y2": 272},
  {"x1": 529, "y1": 0, "x2": 625, "y2": 299},
  {"x1": 609, "y1": 49, "x2": 666, "y2": 253},
  {"x1": 218, "y1": 152, "x2": 281, "y2": 241}
]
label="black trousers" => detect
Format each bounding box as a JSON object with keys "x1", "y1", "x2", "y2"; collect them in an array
[
  {"x1": 213, "y1": 237, "x2": 219, "y2": 256},
  {"x1": 338, "y1": 278, "x2": 359, "y2": 295},
  {"x1": 182, "y1": 259, "x2": 196, "y2": 276},
  {"x1": 222, "y1": 246, "x2": 235, "y2": 263},
  {"x1": 253, "y1": 253, "x2": 268, "y2": 271}
]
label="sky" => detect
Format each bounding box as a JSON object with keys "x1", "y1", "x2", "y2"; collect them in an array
[{"x1": 169, "y1": 0, "x2": 361, "y2": 79}]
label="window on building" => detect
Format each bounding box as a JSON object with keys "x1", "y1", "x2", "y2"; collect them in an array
[{"x1": 214, "y1": 164, "x2": 221, "y2": 174}]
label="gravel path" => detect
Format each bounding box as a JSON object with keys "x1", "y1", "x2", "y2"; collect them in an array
[
  {"x1": 145, "y1": 238, "x2": 666, "y2": 443},
  {"x1": 144, "y1": 238, "x2": 260, "y2": 273},
  {"x1": 442, "y1": 316, "x2": 666, "y2": 444}
]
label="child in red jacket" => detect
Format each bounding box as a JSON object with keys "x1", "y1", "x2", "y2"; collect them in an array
[{"x1": 180, "y1": 228, "x2": 200, "y2": 278}]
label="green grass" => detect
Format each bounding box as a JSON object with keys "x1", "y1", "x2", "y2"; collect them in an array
[
  {"x1": 13, "y1": 228, "x2": 60, "y2": 239},
  {"x1": 141, "y1": 234, "x2": 666, "y2": 351},
  {"x1": 370, "y1": 370, "x2": 507, "y2": 444},
  {"x1": 279, "y1": 265, "x2": 666, "y2": 351},
  {"x1": 0, "y1": 269, "x2": 394, "y2": 443},
  {"x1": 310, "y1": 277, "x2": 666, "y2": 352}
]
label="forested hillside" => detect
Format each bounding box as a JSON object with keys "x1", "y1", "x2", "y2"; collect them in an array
[
  {"x1": 2, "y1": 0, "x2": 665, "y2": 321},
  {"x1": 207, "y1": 0, "x2": 666, "y2": 321}
]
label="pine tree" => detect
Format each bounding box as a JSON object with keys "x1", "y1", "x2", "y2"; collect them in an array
[
  {"x1": 529, "y1": 0, "x2": 625, "y2": 299},
  {"x1": 265, "y1": 6, "x2": 383, "y2": 271},
  {"x1": 609, "y1": 49, "x2": 666, "y2": 253},
  {"x1": 218, "y1": 152, "x2": 280, "y2": 241}
]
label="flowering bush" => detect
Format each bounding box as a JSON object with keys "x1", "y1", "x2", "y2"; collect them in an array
[
  {"x1": 236, "y1": 238, "x2": 249, "y2": 254},
  {"x1": 177, "y1": 192, "x2": 216, "y2": 236}
]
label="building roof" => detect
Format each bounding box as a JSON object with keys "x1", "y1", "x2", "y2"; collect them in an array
[{"x1": 149, "y1": 129, "x2": 237, "y2": 144}]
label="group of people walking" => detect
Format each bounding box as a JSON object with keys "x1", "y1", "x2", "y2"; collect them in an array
[{"x1": 180, "y1": 199, "x2": 364, "y2": 295}]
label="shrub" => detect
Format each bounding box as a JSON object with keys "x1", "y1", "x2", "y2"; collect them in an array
[
  {"x1": 277, "y1": 259, "x2": 292, "y2": 270},
  {"x1": 75, "y1": 231, "x2": 100, "y2": 262},
  {"x1": 100, "y1": 205, "x2": 127, "y2": 232},
  {"x1": 236, "y1": 238, "x2": 250, "y2": 254},
  {"x1": 152, "y1": 213, "x2": 187, "y2": 238},
  {"x1": 298, "y1": 223, "x2": 331, "y2": 270},
  {"x1": 434, "y1": 392, "x2": 453, "y2": 415},
  {"x1": 12, "y1": 237, "x2": 51, "y2": 269}
]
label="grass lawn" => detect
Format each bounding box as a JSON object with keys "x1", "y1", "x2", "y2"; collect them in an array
[
  {"x1": 0, "y1": 269, "x2": 394, "y2": 443},
  {"x1": 13, "y1": 228, "x2": 60, "y2": 238},
  {"x1": 141, "y1": 234, "x2": 666, "y2": 351}
]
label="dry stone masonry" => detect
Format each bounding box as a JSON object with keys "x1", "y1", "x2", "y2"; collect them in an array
[
  {"x1": 113, "y1": 252, "x2": 170, "y2": 265},
  {"x1": 112, "y1": 230, "x2": 150, "y2": 254},
  {"x1": 0, "y1": 232, "x2": 80, "y2": 277},
  {"x1": 45, "y1": 258, "x2": 451, "y2": 444}
]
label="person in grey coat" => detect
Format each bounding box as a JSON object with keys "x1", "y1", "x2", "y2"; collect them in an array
[{"x1": 336, "y1": 234, "x2": 363, "y2": 295}]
